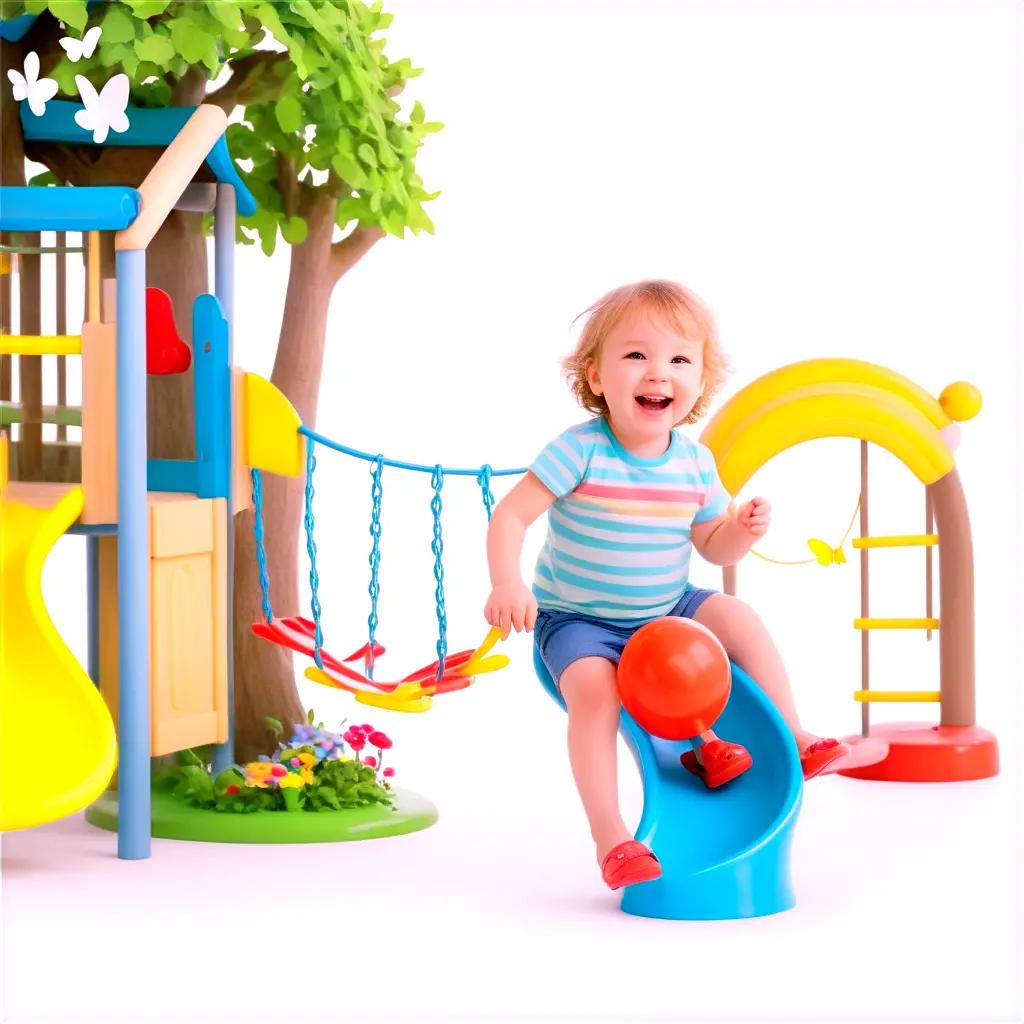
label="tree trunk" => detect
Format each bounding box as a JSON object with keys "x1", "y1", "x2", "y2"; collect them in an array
[{"x1": 232, "y1": 196, "x2": 338, "y2": 760}]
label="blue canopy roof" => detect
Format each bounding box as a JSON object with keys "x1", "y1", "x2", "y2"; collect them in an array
[
  {"x1": 0, "y1": 185, "x2": 142, "y2": 232},
  {"x1": 21, "y1": 101, "x2": 256, "y2": 216}
]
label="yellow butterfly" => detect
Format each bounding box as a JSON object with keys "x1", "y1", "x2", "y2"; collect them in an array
[{"x1": 807, "y1": 538, "x2": 846, "y2": 566}]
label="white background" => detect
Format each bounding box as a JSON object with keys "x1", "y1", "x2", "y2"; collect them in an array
[{"x1": 3, "y1": 2, "x2": 1021, "y2": 1023}]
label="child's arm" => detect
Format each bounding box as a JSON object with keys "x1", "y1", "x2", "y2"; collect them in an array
[
  {"x1": 691, "y1": 497, "x2": 771, "y2": 566},
  {"x1": 485, "y1": 472, "x2": 557, "y2": 637}
]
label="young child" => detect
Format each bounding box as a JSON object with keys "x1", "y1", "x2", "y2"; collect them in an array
[{"x1": 484, "y1": 280, "x2": 887, "y2": 891}]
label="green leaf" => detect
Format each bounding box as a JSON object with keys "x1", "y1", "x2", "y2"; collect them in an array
[
  {"x1": 264, "y1": 716, "x2": 283, "y2": 741},
  {"x1": 208, "y1": 2, "x2": 243, "y2": 32},
  {"x1": 123, "y1": 0, "x2": 171, "y2": 16},
  {"x1": 410, "y1": 100, "x2": 424, "y2": 125},
  {"x1": 280, "y1": 216, "x2": 308, "y2": 245},
  {"x1": 101, "y1": 7, "x2": 136, "y2": 44},
  {"x1": 274, "y1": 93, "x2": 304, "y2": 134},
  {"x1": 169, "y1": 17, "x2": 215, "y2": 67},
  {"x1": 357, "y1": 143, "x2": 377, "y2": 169},
  {"x1": 46, "y1": 0, "x2": 87, "y2": 31},
  {"x1": 134, "y1": 32, "x2": 175, "y2": 66},
  {"x1": 28, "y1": 170, "x2": 62, "y2": 186}
]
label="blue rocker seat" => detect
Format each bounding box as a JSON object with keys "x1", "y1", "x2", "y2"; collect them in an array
[{"x1": 534, "y1": 647, "x2": 803, "y2": 920}]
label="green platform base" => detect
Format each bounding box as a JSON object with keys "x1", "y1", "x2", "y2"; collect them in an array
[{"x1": 85, "y1": 786, "x2": 438, "y2": 844}]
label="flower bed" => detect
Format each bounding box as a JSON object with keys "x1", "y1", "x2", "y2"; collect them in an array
[{"x1": 166, "y1": 714, "x2": 397, "y2": 814}]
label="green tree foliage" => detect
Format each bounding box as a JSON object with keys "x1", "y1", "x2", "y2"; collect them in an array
[{"x1": 3, "y1": 0, "x2": 441, "y2": 252}]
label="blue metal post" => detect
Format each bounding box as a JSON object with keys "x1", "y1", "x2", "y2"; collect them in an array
[
  {"x1": 115, "y1": 248, "x2": 151, "y2": 860},
  {"x1": 86, "y1": 536, "x2": 100, "y2": 687},
  {"x1": 212, "y1": 184, "x2": 235, "y2": 773}
]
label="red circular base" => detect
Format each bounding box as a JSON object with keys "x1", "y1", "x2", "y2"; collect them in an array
[{"x1": 839, "y1": 722, "x2": 999, "y2": 782}]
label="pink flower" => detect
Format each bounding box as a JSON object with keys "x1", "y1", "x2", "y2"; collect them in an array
[
  {"x1": 368, "y1": 730, "x2": 392, "y2": 750},
  {"x1": 383, "y1": 767, "x2": 395, "y2": 777},
  {"x1": 225, "y1": 784, "x2": 241, "y2": 795},
  {"x1": 360, "y1": 723, "x2": 374, "y2": 731},
  {"x1": 290, "y1": 757, "x2": 301, "y2": 768},
  {"x1": 347, "y1": 736, "x2": 366, "y2": 752},
  {"x1": 364, "y1": 756, "x2": 377, "y2": 768},
  {"x1": 270, "y1": 764, "x2": 287, "y2": 778}
]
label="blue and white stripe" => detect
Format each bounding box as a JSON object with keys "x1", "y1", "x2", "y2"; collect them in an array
[{"x1": 530, "y1": 418, "x2": 730, "y2": 621}]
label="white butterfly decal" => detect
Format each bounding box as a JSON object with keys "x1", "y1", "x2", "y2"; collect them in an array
[
  {"x1": 7, "y1": 51, "x2": 58, "y2": 117},
  {"x1": 60, "y1": 26, "x2": 102, "y2": 63},
  {"x1": 74, "y1": 73, "x2": 130, "y2": 144}
]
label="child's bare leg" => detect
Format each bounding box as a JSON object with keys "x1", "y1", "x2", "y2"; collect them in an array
[
  {"x1": 692, "y1": 594, "x2": 818, "y2": 750},
  {"x1": 559, "y1": 656, "x2": 633, "y2": 863}
]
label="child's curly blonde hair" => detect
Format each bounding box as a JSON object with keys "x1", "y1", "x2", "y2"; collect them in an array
[{"x1": 562, "y1": 280, "x2": 730, "y2": 426}]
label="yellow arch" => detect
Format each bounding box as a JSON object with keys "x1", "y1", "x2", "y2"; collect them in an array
[{"x1": 700, "y1": 361, "x2": 957, "y2": 492}]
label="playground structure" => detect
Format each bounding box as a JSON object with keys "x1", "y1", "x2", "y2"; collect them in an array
[
  {"x1": 0, "y1": 75, "x2": 997, "y2": 920},
  {"x1": 0, "y1": 99, "x2": 290, "y2": 859},
  {"x1": 1, "y1": 98, "x2": 508, "y2": 858},
  {"x1": 700, "y1": 360, "x2": 997, "y2": 784}
]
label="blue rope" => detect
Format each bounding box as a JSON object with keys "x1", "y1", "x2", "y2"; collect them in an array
[
  {"x1": 299, "y1": 425, "x2": 526, "y2": 478},
  {"x1": 250, "y1": 469, "x2": 273, "y2": 623},
  {"x1": 476, "y1": 464, "x2": 497, "y2": 521},
  {"x1": 430, "y1": 465, "x2": 447, "y2": 679},
  {"x1": 366, "y1": 455, "x2": 384, "y2": 679},
  {"x1": 303, "y1": 437, "x2": 324, "y2": 670}
]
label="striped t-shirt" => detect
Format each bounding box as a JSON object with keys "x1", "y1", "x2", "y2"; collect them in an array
[{"x1": 529, "y1": 417, "x2": 731, "y2": 622}]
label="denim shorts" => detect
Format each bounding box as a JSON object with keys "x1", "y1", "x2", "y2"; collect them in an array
[{"x1": 534, "y1": 583, "x2": 719, "y2": 689}]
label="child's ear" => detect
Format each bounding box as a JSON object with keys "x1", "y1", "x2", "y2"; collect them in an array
[{"x1": 586, "y1": 359, "x2": 602, "y2": 396}]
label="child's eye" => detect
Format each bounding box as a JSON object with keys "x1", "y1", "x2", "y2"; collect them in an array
[
  {"x1": 625, "y1": 351, "x2": 645, "y2": 360},
  {"x1": 672, "y1": 356, "x2": 692, "y2": 364}
]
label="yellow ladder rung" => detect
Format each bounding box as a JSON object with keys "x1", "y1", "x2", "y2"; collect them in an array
[
  {"x1": 855, "y1": 690, "x2": 941, "y2": 703},
  {"x1": 854, "y1": 617, "x2": 940, "y2": 630},
  {"x1": 852, "y1": 534, "x2": 938, "y2": 548},
  {"x1": 0, "y1": 334, "x2": 82, "y2": 356}
]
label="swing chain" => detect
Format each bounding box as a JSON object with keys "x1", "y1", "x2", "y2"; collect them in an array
[
  {"x1": 476, "y1": 463, "x2": 496, "y2": 521},
  {"x1": 430, "y1": 464, "x2": 448, "y2": 679},
  {"x1": 304, "y1": 437, "x2": 324, "y2": 670},
  {"x1": 250, "y1": 469, "x2": 274, "y2": 623},
  {"x1": 367, "y1": 455, "x2": 384, "y2": 677}
]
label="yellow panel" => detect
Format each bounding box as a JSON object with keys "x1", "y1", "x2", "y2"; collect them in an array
[
  {"x1": 852, "y1": 535, "x2": 938, "y2": 548},
  {"x1": 243, "y1": 373, "x2": 303, "y2": 477},
  {"x1": 702, "y1": 382, "x2": 955, "y2": 492},
  {"x1": 854, "y1": 618, "x2": 940, "y2": 630},
  {"x1": 150, "y1": 497, "x2": 228, "y2": 754},
  {"x1": 854, "y1": 690, "x2": 941, "y2": 703},
  {"x1": 150, "y1": 496, "x2": 215, "y2": 558}
]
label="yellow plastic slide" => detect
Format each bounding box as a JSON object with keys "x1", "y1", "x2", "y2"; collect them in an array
[{"x1": 0, "y1": 460, "x2": 117, "y2": 831}]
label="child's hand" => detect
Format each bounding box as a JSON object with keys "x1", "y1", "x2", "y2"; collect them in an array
[
  {"x1": 485, "y1": 581, "x2": 538, "y2": 639},
  {"x1": 736, "y1": 497, "x2": 770, "y2": 537}
]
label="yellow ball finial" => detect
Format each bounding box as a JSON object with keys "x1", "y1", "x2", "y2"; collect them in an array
[{"x1": 939, "y1": 382, "x2": 982, "y2": 422}]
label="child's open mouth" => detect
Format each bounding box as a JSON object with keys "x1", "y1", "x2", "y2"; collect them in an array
[{"x1": 635, "y1": 395, "x2": 672, "y2": 412}]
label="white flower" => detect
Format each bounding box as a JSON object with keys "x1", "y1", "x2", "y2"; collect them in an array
[{"x1": 7, "y1": 52, "x2": 58, "y2": 118}]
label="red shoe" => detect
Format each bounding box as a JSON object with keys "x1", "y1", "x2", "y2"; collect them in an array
[
  {"x1": 800, "y1": 738, "x2": 846, "y2": 779},
  {"x1": 600, "y1": 840, "x2": 661, "y2": 891},
  {"x1": 680, "y1": 739, "x2": 753, "y2": 789},
  {"x1": 801, "y1": 736, "x2": 889, "y2": 779}
]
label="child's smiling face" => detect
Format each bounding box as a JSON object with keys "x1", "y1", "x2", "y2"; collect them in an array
[{"x1": 586, "y1": 309, "x2": 705, "y2": 453}]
